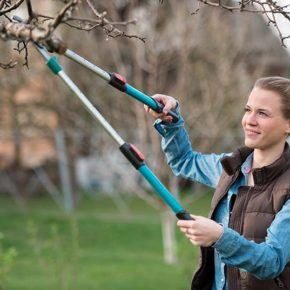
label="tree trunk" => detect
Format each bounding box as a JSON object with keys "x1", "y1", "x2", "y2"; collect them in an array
[{"x1": 161, "y1": 175, "x2": 179, "y2": 264}]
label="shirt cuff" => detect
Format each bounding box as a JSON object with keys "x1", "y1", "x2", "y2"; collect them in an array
[
  {"x1": 153, "y1": 103, "x2": 183, "y2": 137},
  {"x1": 212, "y1": 226, "x2": 241, "y2": 257}
]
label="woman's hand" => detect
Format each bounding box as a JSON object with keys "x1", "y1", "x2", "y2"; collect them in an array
[
  {"x1": 177, "y1": 215, "x2": 224, "y2": 247},
  {"x1": 144, "y1": 94, "x2": 178, "y2": 123}
]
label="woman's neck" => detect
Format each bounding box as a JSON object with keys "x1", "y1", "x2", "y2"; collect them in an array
[{"x1": 253, "y1": 141, "x2": 286, "y2": 169}]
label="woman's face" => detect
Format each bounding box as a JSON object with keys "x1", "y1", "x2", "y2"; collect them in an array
[{"x1": 242, "y1": 87, "x2": 290, "y2": 150}]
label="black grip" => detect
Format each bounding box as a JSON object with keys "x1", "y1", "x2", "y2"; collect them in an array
[
  {"x1": 154, "y1": 102, "x2": 179, "y2": 123},
  {"x1": 109, "y1": 73, "x2": 126, "y2": 92},
  {"x1": 119, "y1": 143, "x2": 145, "y2": 169},
  {"x1": 176, "y1": 211, "x2": 194, "y2": 220}
]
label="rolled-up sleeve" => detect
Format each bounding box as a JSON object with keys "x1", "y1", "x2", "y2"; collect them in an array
[{"x1": 155, "y1": 106, "x2": 227, "y2": 188}]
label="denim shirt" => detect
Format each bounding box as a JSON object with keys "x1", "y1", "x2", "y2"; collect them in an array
[{"x1": 154, "y1": 111, "x2": 290, "y2": 290}]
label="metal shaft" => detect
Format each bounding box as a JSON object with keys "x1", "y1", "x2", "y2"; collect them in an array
[
  {"x1": 65, "y1": 49, "x2": 110, "y2": 81},
  {"x1": 58, "y1": 71, "x2": 125, "y2": 146},
  {"x1": 36, "y1": 46, "x2": 124, "y2": 146}
]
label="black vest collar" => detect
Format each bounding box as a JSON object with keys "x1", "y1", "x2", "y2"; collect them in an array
[{"x1": 220, "y1": 143, "x2": 290, "y2": 186}]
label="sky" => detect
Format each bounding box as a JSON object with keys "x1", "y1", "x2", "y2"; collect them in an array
[{"x1": 259, "y1": 0, "x2": 290, "y2": 54}]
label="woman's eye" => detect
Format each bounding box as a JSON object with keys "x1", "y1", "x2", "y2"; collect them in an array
[
  {"x1": 258, "y1": 111, "x2": 267, "y2": 117},
  {"x1": 244, "y1": 108, "x2": 250, "y2": 112}
]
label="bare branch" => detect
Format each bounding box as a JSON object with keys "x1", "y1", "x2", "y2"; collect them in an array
[
  {"x1": 194, "y1": 0, "x2": 290, "y2": 46},
  {"x1": 0, "y1": 0, "x2": 25, "y2": 16},
  {"x1": 0, "y1": 0, "x2": 145, "y2": 57},
  {"x1": 0, "y1": 20, "x2": 67, "y2": 53},
  {"x1": 0, "y1": 0, "x2": 6, "y2": 11},
  {"x1": 0, "y1": 1, "x2": 79, "y2": 53},
  {"x1": 84, "y1": 0, "x2": 144, "y2": 42},
  {"x1": 0, "y1": 59, "x2": 17, "y2": 69},
  {"x1": 13, "y1": 40, "x2": 29, "y2": 68},
  {"x1": 25, "y1": 0, "x2": 34, "y2": 22},
  {"x1": 48, "y1": 0, "x2": 79, "y2": 30}
]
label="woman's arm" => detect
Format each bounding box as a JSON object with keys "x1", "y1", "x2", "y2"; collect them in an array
[
  {"x1": 145, "y1": 94, "x2": 227, "y2": 188},
  {"x1": 212, "y1": 199, "x2": 290, "y2": 279},
  {"x1": 153, "y1": 100, "x2": 227, "y2": 188},
  {"x1": 160, "y1": 115, "x2": 226, "y2": 188},
  {"x1": 177, "y1": 199, "x2": 290, "y2": 279}
]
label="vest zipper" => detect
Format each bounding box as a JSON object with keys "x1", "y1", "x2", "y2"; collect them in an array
[
  {"x1": 228, "y1": 186, "x2": 251, "y2": 233},
  {"x1": 275, "y1": 277, "x2": 285, "y2": 289}
]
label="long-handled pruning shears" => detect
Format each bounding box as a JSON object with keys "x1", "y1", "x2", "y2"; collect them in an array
[{"x1": 13, "y1": 15, "x2": 192, "y2": 220}]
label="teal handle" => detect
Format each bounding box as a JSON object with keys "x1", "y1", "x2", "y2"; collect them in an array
[
  {"x1": 125, "y1": 84, "x2": 179, "y2": 123},
  {"x1": 126, "y1": 84, "x2": 157, "y2": 108},
  {"x1": 138, "y1": 164, "x2": 184, "y2": 214}
]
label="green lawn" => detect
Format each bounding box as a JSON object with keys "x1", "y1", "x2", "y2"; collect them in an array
[{"x1": 0, "y1": 191, "x2": 212, "y2": 290}]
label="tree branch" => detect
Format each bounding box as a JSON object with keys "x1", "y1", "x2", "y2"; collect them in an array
[
  {"x1": 25, "y1": 0, "x2": 34, "y2": 22},
  {"x1": 194, "y1": 0, "x2": 290, "y2": 46},
  {"x1": 0, "y1": 0, "x2": 25, "y2": 16},
  {"x1": 0, "y1": 58, "x2": 17, "y2": 69}
]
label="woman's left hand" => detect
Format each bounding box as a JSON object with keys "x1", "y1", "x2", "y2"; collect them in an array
[{"x1": 177, "y1": 215, "x2": 224, "y2": 247}]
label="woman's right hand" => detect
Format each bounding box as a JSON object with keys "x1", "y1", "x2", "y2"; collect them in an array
[{"x1": 144, "y1": 94, "x2": 178, "y2": 123}]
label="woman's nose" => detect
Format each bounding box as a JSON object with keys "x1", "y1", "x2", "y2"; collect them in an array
[{"x1": 245, "y1": 112, "x2": 258, "y2": 126}]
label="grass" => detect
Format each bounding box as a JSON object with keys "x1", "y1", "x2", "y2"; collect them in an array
[{"x1": 0, "y1": 191, "x2": 212, "y2": 290}]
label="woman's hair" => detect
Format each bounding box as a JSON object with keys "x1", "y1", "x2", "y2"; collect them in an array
[{"x1": 254, "y1": 76, "x2": 290, "y2": 120}]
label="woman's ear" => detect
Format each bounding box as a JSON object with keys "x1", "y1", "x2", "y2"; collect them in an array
[{"x1": 286, "y1": 120, "x2": 290, "y2": 135}]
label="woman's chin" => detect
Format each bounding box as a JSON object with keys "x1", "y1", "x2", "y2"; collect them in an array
[{"x1": 244, "y1": 138, "x2": 260, "y2": 149}]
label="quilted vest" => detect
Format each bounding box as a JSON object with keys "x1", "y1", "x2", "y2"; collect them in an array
[{"x1": 191, "y1": 143, "x2": 290, "y2": 290}]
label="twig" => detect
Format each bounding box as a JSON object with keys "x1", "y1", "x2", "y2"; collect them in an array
[
  {"x1": 0, "y1": 0, "x2": 6, "y2": 10},
  {"x1": 85, "y1": 0, "x2": 144, "y2": 42},
  {"x1": 0, "y1": 0, "x2": 25, "y2": 16},
  {"x1": 48, "y1": 0, "x2": 79, "y2": 30},
  {"x1": 14, "y1": 40, "x2": 29, "y2": 68},
  {"x1": 193, "y1": 0, "x2": 290, "y2": 46},
  {"x1": 26, "y1": 0, "x2": 34, "y2": 23},
  {"x1": 0, "y1": 59, "x2": 17, "y2": 69}
]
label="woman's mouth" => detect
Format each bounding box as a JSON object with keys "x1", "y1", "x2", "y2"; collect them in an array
[{"x1": 245, "y1": 129, "x2": 261, "y2": 137}]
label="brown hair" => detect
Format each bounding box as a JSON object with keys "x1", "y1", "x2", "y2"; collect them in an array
[{"x1": 254, "y1": 76, "x2": 290, "y2": 120}]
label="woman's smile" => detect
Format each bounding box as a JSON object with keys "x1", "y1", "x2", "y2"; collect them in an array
[{"x1": 244, "y1": 129, "x2": 261, "y2": 137}]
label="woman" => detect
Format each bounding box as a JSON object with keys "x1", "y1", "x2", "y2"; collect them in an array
[{"x1": 145, "y1": 77, "x2": 290, "y2": 290}]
